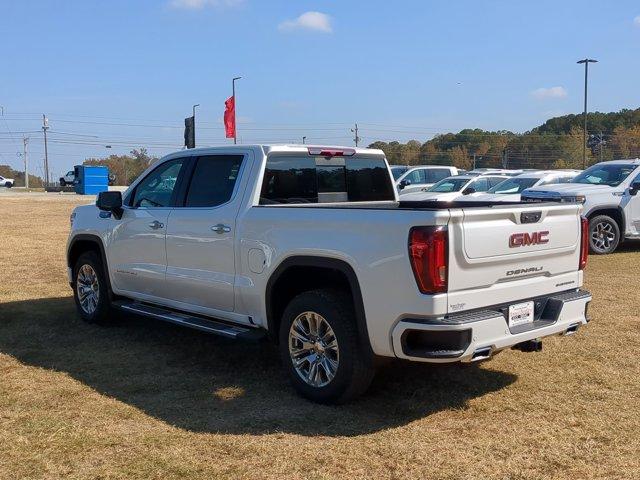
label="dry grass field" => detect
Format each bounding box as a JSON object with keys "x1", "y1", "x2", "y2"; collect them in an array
[{"x1": 1, "y1": 193, "x2": 639, "y2": 480}]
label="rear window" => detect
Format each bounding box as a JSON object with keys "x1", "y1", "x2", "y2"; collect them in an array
[{"x1": 260, "y1": 155, "x2": 394, "y2": 204}]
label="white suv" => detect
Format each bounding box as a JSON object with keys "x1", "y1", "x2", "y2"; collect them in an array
[
  {"x1": 396, "y1": 166, "x2": 460, "y2": 194},
  {"x1": 523, "y1": 160, "x2": 640, "y2": 254},
  {"x1": 0, "y1": 175, "x2": 14, "y2": 188}
]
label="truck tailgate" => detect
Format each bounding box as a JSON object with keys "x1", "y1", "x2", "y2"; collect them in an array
[{"x1": 446, "y1": 203, "x2": 583, "y2": 313}]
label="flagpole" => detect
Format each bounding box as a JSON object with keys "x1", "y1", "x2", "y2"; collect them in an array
[{"x1": 232, "y1": 76, "x2": 241, "y2": 144}]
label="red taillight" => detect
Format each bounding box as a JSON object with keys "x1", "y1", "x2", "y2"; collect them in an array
[
  {"x1": 408, "y1": 226, "x2": 448, "y2": 294},
  {"x1": 579, "y1": 216, "x2": 589, "y2": 270},
  {"x1": 307, "y1": 147, "x2": 355, "y2": 157}
]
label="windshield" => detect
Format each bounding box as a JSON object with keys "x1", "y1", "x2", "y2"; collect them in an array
[
  {"x1": 427, "y1": 177, "x2": 470, "y2": 193},
  {"x1": 488, "y1": 177, "x2": 539, "y2": 194},
  {"x1": 390, "y1": 166, "x2": 408, "y2": 180},
  {"x1": 572, "y1": 164, "x2": 638, "y2": 187}
]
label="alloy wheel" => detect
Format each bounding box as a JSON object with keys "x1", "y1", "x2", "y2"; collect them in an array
[
  {"x1": 591, "y1": 221, "x2": 617, "y2": 253},
  {"x1": 76, "y1": 264, "x2": 100, "y2": 315},
  {"x1": 288, "y1": 311, "x2": 340, "y2": 388}
]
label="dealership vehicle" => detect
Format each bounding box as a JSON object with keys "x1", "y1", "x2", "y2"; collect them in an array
[
  {"x1": 396, "y1": 166, "x2": 461, "y2": 194},
  {"x1": 468, "y1": 168, "x2": 523, "y2": 176},
  {"x1": 0, "y1": 175, "x2": 14, "y2": 188},
  {"x1": 67, "y1": 145, "x2": 591, "y2": 403},
  {"x1": 399, "y1": 174, "x2": 508, "y2": 201},
  {"x1": 523, "y1": 160, "x2": 640, "y2": 254},
  {"x1": 390, "y1": 165, "x2": 409, "y2": 180},
  {"x1": 469, "y1": 170, "x2": 580, "y2": 202},
  {"x1": 60, "y1": 170, "x2": 76, "y2": 186}
]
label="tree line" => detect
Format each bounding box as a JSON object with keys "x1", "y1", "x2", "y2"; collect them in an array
[{"x1": 369, "y1": 108, "x2": 640, "y2": 170}]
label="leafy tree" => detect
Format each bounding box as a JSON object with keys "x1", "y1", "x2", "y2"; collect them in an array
[
  {"x1": 84, "y1": 148, "x2": 157, "y2": 185},
  {"x1": 0, "y1": 165, "x2": 43, "y2": 187}
]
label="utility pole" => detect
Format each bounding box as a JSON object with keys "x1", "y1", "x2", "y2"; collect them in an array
[
  {"x1": 577, "y1": 58, "x2": 598, "y2": 169},
  {"x1": 302, "y1": 136, "x2": 307, "y2": 144},
  {"x1": 23, "y1": 137, "x2": 29, "y2": 189},
  {"x1": 472, "y1": 153, "x2": 476, "y2": 169},
  {"x1": 351, "y1": 123, "x2": 360, "y2": 147},
  {"x1": 42, "y1": 114, "x2": 49, "y2": 185}
]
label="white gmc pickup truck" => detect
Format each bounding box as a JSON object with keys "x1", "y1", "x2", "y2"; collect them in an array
[{"x1": 67, "y1": 145, "x2": 591, "y2": 403}]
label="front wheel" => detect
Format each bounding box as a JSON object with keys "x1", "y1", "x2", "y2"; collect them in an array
[
  {"x1": 5, "y1": 182, "x2": 12, "y2": 188},
  {"x1": 589, "y1": 215, "x2": 620, "y2": 254},
  {"x1": 73, "y1": 251, "x2": 115, "y2": 324},
  {"x1": 279, "y1": 289, "x2": 375, "y2": 404}
]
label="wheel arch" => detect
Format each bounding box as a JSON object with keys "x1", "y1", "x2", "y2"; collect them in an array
[
  {"x1": 265, "y1": 256, "x2": 370, "y2": 352},
  {"x1": 67, "y1": 234, "x2": 113, "y2": 294},
  {"x1": 586, "y1": 206, "x2": 625, "y2": 234}
]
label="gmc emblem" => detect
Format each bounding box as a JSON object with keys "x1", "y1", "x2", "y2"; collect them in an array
[{"x1": 509, "y1": 231, "x2": 549, "y2": 248}]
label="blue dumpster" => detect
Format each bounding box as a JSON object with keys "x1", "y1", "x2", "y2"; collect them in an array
[{"x1": 74, "y1": 165, "x2": 109, "y2": 195}]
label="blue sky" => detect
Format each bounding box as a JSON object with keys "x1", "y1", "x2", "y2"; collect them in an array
[{"x1": 1, "y1": 0, "x2": 640, "y2": 177}]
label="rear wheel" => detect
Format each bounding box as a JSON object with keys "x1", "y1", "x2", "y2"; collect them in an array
[
  {"x1": 73, "y1": 251, "x2": 115, "y2": 324},
  {"x1": 589, "y1": 215, "x2": 620, "y2": 254},
  {"x1": 279, "y1": 289, "x2": 375, "y2": 404}
]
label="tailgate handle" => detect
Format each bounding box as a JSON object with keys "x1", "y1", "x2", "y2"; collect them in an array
[{"x1": 521, "y1": 211, "x2": 542, "y2": 224}]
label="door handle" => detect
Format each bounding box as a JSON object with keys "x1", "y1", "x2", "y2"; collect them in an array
[
  {"x1": 211, "y1": 224, "x2": 231, "y2": 234},
  {"x1": 148, "y1": 220, "x2": 164, "y2": 230}
]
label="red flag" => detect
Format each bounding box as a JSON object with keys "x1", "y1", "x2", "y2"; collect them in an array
[{"x1": 224, "y1": 96, "x2": 236, "y2": 139}]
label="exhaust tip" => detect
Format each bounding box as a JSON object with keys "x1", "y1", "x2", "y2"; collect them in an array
[
  {"x1": 471, "y1": 346, "x2": 492, "y2": 362},
  {"x1": 563, "y1": 323, "x2": 580, "y2": 336}
]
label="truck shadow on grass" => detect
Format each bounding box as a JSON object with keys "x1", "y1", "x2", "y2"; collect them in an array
[{"x1": 0, "y1": 296, "x2": 516, "y2": 437}]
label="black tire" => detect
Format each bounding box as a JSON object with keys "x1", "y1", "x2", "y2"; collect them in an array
[
  {"x1": 279, "y1": 289, "x2": 376, "y2": 404},
  {"x1": 72, "y1": 251, "x2": 115, "y2": 324},
  {"x1": 5, "y1": 182, "x2": 12, "y2": 188},
  {"x1": 588, "y1": 215, "x2": 620, "y2": 254},
  {"x1": 60, "y1": 179, "x2": 66, "y2": 187}
]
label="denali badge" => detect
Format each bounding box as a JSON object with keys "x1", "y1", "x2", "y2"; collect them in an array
[
  {"x1": 509, "y1": 231, "x2": 549, "y2": 248},
  {"x1": 506, "y1": 266, "x2": 543, "y2": 276}
]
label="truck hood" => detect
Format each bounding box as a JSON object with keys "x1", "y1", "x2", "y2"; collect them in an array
[
  {"x1": 525, "y1": 183, "x2": 616, "y2": 195},
  {"x1": 465, "y1": 193, "x2": 521, "y2": 202},
  {"x1": 400, "y1": 191, "x2": 461, "y2": 201}
]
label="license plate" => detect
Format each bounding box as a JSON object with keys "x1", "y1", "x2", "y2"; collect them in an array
[{"x1": 508, "y1": 301, "x2": 534, "y2": 327}]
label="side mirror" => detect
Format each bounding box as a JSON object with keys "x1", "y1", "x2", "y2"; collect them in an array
[
  {"x1": 96, "y1": 191, "x2": 123, "y2": 219},
  {"x1": 398, "y1": 179, "x2": 411, "y2": 190},
  {"x1": 629, "y1": 181, "x2": 640, "y2": 196},
  {"x1": 463, "y1": 187, "x2": 475, "y2": 195}
]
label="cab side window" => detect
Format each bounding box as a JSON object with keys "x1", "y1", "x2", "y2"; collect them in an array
[
  {"x1": 405, "y1": 169, "x2": 426, "y2": 184},
  {"x1": 472, "y1": 177, "x2": 490, "y2": 191},
  {"x1": 183, "y1": 155, "x2": 244, "y2": 207},
  {"x1": 129, "y1": 158, "x2": 186, "y2": 208},
  {"x1": 427, "y1": 168, "x2": 451, "y2": 183}
]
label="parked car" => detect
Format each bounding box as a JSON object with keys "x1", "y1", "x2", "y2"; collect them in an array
[
  {"x1": 67, "y1": 145, "x2": 591, "y2": 403},
  {"x1": 399, "y1": 174, "x2": 509, "y2": 201},
  {"x1": 523, "y1": 159, "x2": 640, "y2": 254},
  {"x1": 469, "y1": 170, "x2": 580, "y2": 202},
  {"x1": 0, "y1": 175, "x2": 14, "y2": 188},
  {"x1": 60, "y1": 170, "x2": 75, "y2": 186},
  {"x1": 389, "y1": 165, "x2": 409, "y2": 180},
  {"x1": 468, "y1": 168, "x2": 523, "y2": 177},
  {"x1": 396, "y1": 166, "x2": 460, "y2": 194}
]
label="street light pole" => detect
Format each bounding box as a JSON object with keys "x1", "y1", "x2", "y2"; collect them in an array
[
  {"x1": 232, "y1": 77, "x2": 241, "y2": 144},
  {"x1": 192, "y1": 104, "x2": 200, "y2": 147},
  {"x1": 577, "y1": 58, "x2": 598, "y2": 169}
]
